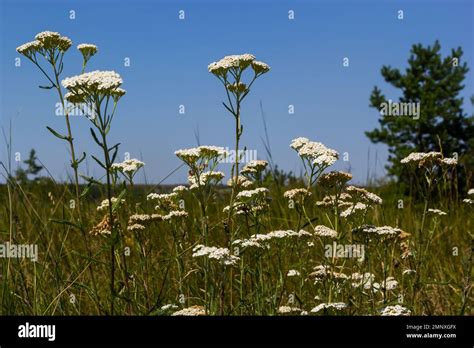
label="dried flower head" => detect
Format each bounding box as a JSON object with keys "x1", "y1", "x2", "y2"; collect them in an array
[
  {"x1": 318, "y1": 171, "x2": 352, "y2": 188},
  {"x1": 241, "y1": 160, "x2": 268, "y2": 175},
  {"x1": 89, "y1": 214, "x2": 119, "y2": 236}
]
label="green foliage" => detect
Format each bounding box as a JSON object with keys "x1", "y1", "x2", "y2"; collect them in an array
[
  {"x1": 366, "y1": 41, "x2": 473, "y2": 187},
  {"x1": 14, "y1": 149, "x2": 43, "y2": 183}
]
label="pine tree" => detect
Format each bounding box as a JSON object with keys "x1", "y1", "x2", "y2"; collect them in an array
[{"x1": 366, "y1": 41, "x2": 473, "y2": 187}]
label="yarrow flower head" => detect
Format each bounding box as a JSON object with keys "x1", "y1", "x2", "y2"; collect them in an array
[
  {"x1": 208, "y1": 54, "x2": 256, "y2": 76},
  {"x1": 16, "y1": 40, "x2": 43, "y2": 58},
  {"x1": 278, "y1": 306, "x2": 302, "y2": 314},
  {"x1": 353, "y1": 225, "x2": 401, "y2": 239},
  {"x1": 310, "y1": 302, "x2": 347, "y2": 314},
  {"x1": 251, "y1": 60, "x2": 270, "y2": 74},
  {"x1": 35, "y1": 31, "x2": 72, "y2": 51},
  {"x1": 313, "y1": 225, "x2": 338, "y2": 238},
  {"x1": 345, "y1": 186, "x2": 383, "y2": 205},
  {"x1": 380, "y1": 305, "x2": 411, "y2": 316},
  {"x1": 192, "y1": 245, "x2": 239, "y2": 266},
  {"x1": 283, "y1": 188, "x2": 311, "y2": 201},
  {"x1": 290, "y1": 137, "x2": 339, "y2": 169},
  {"x1": 236, "y1": 187, "x2": 269, "y2": 200},
  {"x1": 17, "y1": 31, "x2": 72, "y2": 59},
  {"x1": 111, "y1": 159, "x2": 144, "y2": 180},
  {"x1": 287, "y1": 269, "x2": 301, "y2": 277},
  {"x1": 175, "y1": 145, "x2": 227, "y2": 165},
  {"x1": 188, "y1": 171, "x2": 225, "y2": 189},
  {"x1": 97, "y1": 197, "x2": 125, "y2": 211},
  {"x1": 77, "y1": 43, "x2": 98, "y2": 61},
  {"x1": 318, "y1": 171, "x2": 352, "y2": 188},
  {"x1": 427, "y1": 208, "x2": 447, "y2": 216},
  {"x1": 240, "y1": 160, "x2": 268, "y2": 175},
  {"x1": 62, "y1": 70, "x2": 124, "y2": 100},
  {"x1": 227, "y1": 175, "x2": 254, "y2": 189},
  {"x1": 171, "y1": 306, "x2": 206, "y2": 316},
  {"x1": 400, "y1": 151, "x2": 443, "y2": 168}
]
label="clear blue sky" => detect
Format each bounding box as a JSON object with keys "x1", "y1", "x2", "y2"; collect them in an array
[{"x1": 1, "y1": 0, "x2": 473, "y2": 184}]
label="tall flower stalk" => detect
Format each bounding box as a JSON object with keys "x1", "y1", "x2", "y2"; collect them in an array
[
  {"x1": 16, "y1": 31, "x2": 89, "y2": 218},
  {"x1": 208, "y1": 54, "x2": 270, "y2": 234},
  {"x1": 62, "y1": 70, "x2": 126, "y2": 314}
]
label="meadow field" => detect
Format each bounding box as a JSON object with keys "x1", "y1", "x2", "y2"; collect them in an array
[{"x1": 1, "y1": 29, "x2": 473, "y2": 317}]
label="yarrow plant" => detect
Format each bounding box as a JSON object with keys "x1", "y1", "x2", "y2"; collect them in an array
[
  {"x1": 208, "y1": 54, "x2": 270, "y2": 220},
  {"x1": 62, "y1": 65, "x2": 127, "y2": 315},
  {"x1": 9, "y1": 39, "x2": 471, "y2": 319},
  {"x1": 17, "y1": 31, "x2": 83, "y2": 216}
]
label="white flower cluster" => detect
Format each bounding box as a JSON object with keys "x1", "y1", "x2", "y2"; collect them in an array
[
  {"x1": 97, "y1": 197, "x2": 125, "y2": 211},
  {"x1": 77, "y1": 43, "x2": 98, "y2": 60},
  {"x1": 17, "y1": 31, "x2": 72, "y2": 58},
  {"x1": 162, "y1": 210, "x2": 188, "y2": 221},
  {"x1": 128, "y1": 214, "x2": 152, "y2": 223},
  {"x1": 192, "y1": 245, "x2": 239, "y2": 266},
  {"x1": 16, "y1": 40, "x2": 43, "y2": 57},
  {"x1": 283, "y1": 188, "x2": 311, "y2": 200},
  {"x1": 427, "y1": 208, "x2": 447, "y2": 216},
  {"x1": 227, "y1": 175, "x2": 254, "y2": 188},
  {"x1": 236, "y1": 187, "x2": 269, "y2": 200},
  {"x1": 287, "y1": 269, "x2": 301, "y2": 277},
  {"x1": 240, "y1": 160, "x2": 268, "y2": 174},
  {"x1": 127, "y1": 223, "x2": 146, "y2": 232},
  {"x1": 175, "y1": 145, "x2": 227, "y2": 164},
  {"x1": 310, "y1": 265, "x2": 348, "y2": 282},
  {"x1": 380, "y1": 305, "x2": 411, "y2": 316},
  {"x1": 318, "y1": 170, "x2": 353, "y2": 187},
  {"x1": 147, "y1": 192, "x2": 181, "y2": 212},
  {"x1": 208, "y1": 54, "x2": 270, "y2": 77},
  {"x1": 340, "y1": 202, "x2": 368, "y2": 218},
  {"x1": 278, "y1": 306, "x2": 302, "y2": 314},
  {"x1": 463, "y1": 189, "x2": 474, "y2": 205},
  {"x1": 171, "y1": 305, "x2": 206, "y2": 316},
  {"x1": 233, "y1": 230, "x2": 311, "y2": 250},
  {"x1": 111, "y1": 159, "x2": 144, "y2": 176},
  {"x1": 62, "y1": 70, "x2": 125, "y2": 101},
  {"x1": 401, "y1": 151, "x2": 442, "y2": 164},
  {"x1": 354, "y1": 225, "x2": 401, "y2": 239},
  {"x1": 188, "y1": 171, "x2": 225, "y2": 189},
  {"x1": 160, "y1": 304, "x2": 178, "y2": 311},
  {"x1": 310, "y1": 302, "x2": 347, "y2": 313},
  {"x1": 313, "y1": 225, "x2": 338, "y2": 238},
  {"x1": 401, "y1": 151, "x2": 456, "y2": 168},
  {"x1": 402, "y1": 269, "x2": 416, "y2": 276},
  {"x1": 290, "y1": 137, "x2": 338, "y2": 168},
  {"x1": 232, "y1": 238, "x2": 265, "y2": 249},
  {"x1": 346, "y1": 186, "x2": 383, "y2": 205},
  {"x1": 172, "y1": 185, "x2": 188, "y2": 193}
]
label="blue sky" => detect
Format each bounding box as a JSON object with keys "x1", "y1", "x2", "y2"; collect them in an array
[{"x1": 1, "y1": 0, "x2": 473, "y2": 184}]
